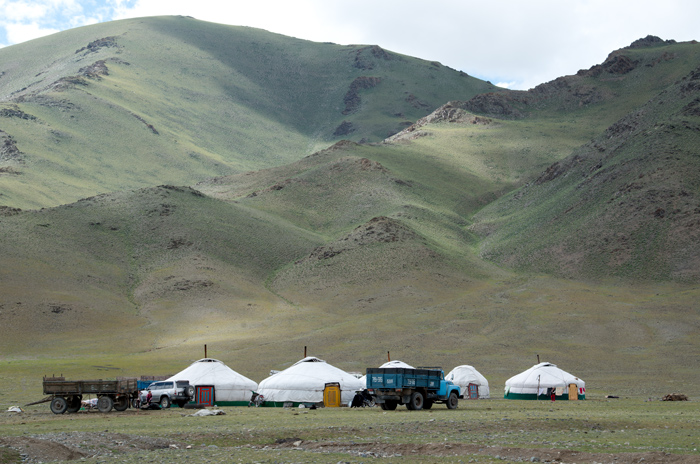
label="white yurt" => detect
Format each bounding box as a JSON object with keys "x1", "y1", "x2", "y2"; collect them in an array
[
  {"x1": 504, "y1": 362, "x2": 585, "y2": 400},
  {"x1": 379, "y1": 360, "x2": 414, "y2": 369},
  {"x1": 360, "y1": 360, "x2": 415, "y2": 387},
  {"x1": 167, "y1": 358, "x2": 258, "y2": 406},
  {"x1": 258, "y1": 356, "x2": 365, "y2": 407},
  {"x1": 445, "y1": 365, "x2": 490, "y2": 399}
]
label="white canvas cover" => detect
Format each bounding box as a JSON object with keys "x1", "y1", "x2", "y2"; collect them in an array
[
  {"x1": 380, "y1": 360, "x2": 414, "y2": 368},
  {"x1": 504, "y1": 362, "x2": 585, "y2": 396},
  {"x1": 258, "y1": 356, "x2": 364, "y2": 405},
  {"x1": 360, "y1": 360, "x2": 415, "y2": 386},
  {"x1": 167, "y1": 358, "x2": 258, "y2": 403},
  {"x1": 445, "y1": 365, "x2": 490, "y2": 398}
]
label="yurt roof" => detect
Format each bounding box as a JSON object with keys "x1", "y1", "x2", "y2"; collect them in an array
[
  {"x1": 258, "y1": 356, "x2": 364, "y2": 402},
  {"x1": 379, "y1": 360, "x2": 414, "y2": 369},
  {"x1": 261, "y1": 357, "x2": 362, "y2": 387},
  {"x1": 505, "y1": 362, "x2": 585, "y2": 388},
  {"x1": 167, "y1": 358, "x2": 257, "y2": 389},
  {"x1": 446, "y1": 365, "x2": 488, "y2": 385}
]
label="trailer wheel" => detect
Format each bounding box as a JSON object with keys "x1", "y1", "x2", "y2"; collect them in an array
[
  {"x1": 66, "y1": 396, "x2": 82, "y2": 413},
  {"x1": 97, "y1": 395, "x2": 114, "y2": 413},
  {"x1": 408, "y1": 392, "x2": 424, "y2": 410},
  {"x1": 50, "y1": 397, "x2": 68, "y2": 414},
  {"x1": 446, "y1": 391, "x2": 459, "y2": 410},
  {"x1": 114, "y1": 396, "x2": 129, "y2": 411}
]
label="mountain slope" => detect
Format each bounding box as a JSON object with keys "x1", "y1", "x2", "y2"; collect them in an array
[
  {"x1": 0, "y1": 16, "x2": 497, "y2": 209},
  {"x1": 471, "y1": 63, "x2": 700, "y2": 281},
  {"x1": 1, "y1": 33, "x2": 700, "y2": 397}
]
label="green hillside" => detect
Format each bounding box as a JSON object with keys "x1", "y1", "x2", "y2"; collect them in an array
[
  {"x1": 1, "y1": 25, "x2": 700, "y2": 401},
  {"x1": 471, "y1": 63, "x2": 700, "y2": 281},
  {"x1": 0, "y1": 16, "x2": 496, "y2": 209}
]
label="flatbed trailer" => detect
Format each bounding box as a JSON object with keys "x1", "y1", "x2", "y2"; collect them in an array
[{"x1": 43, "y1": 376, "x2": 139, "y2": 414}]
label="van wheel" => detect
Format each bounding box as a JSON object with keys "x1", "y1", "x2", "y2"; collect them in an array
[{"x1": 160, "y1": 396, "x2": 171, "y2": 409}]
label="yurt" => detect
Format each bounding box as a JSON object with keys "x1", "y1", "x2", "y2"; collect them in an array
[
  {"x1": 379, "y1": 360, "x2": 414, "y2": 369},
  {"x1": 445, "y1": 365, "x2": 490, "y2": 399},
  {"x1": 167, "y1": 358, "x2": 258, "y2": 406},
  {"x1": 504, "y1": 362, "x2": 585, "y2": 400},
  {"x1": 258, "y1": 356, "x2": 365, "y2": 407},
  {"x1": 360, "y1": 360, "x2": 414, "y2": 387}
]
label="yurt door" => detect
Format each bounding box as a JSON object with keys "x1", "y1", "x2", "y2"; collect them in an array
[
  {"x1": 323, "y1": 382, "x2": 341, "y2": 407},
  {"x1": 568, "y1": 384, "x2": 578, "y2": 401},
  {"x1": 196, "y1": 385, "x2": 215, "y2": 406},
  {"x1": 468, "y1": 383, "x2": 479, "y2": 399}
]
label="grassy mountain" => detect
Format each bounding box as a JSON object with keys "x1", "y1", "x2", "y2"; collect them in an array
[
  {"x1": 0, "y1": 15, "x2": 496, "y2": 209},
  {"x1": 471, "y1": 63, "x2": 700, "y2": 281},
  {"x1": 1, "y1": 26, "x2": 700, "y2": 400}
]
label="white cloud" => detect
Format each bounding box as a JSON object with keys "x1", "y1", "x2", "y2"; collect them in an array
[{"x1": 4, "y1": 21, "x2": 59, "y2": 43}]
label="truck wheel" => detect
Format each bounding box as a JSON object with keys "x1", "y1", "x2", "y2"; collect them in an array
[
  {"x1": 50, "y1": 397, "x2": 68, "y2": 414},
  {"x1": 97, "y1": 396, "x2": 114, "y2": 413},
  {"x1": 446, "y1": 391, "x2": 459, "y2": 409},
  {"x1": 408, "y1": 392, "x2": 424, "y2": 410},
  {"x1": 423, "y1": 399, "x2": 433, "y2": 410},
  {"x1": 160, "y1": 396, "x2": 171, "y2": 409},
  {"x1": 114, "y1": 396, "x2": 129, "y2": 411},
  {"x1": 66, "y1": 396, "x2": 82, "y2": 413},
  {"x1": 383, "y1": 400, "x2": 398, "y2": 410}
]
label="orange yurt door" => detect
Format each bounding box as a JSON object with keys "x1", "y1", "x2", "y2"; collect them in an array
[
  {"x1": 323, "y1": 382, "x2": 341, "y2": 407},
  {"x1": 568, "y1": 383, "x2": 578, "y2": 400}
]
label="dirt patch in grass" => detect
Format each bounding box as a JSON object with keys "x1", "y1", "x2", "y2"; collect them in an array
[
  {"x1": 0, "y1": 432, "x2": 181, "y2": 463},
  {"x1": 282, "y1": 441, "x2": 699, "y2": 463}
]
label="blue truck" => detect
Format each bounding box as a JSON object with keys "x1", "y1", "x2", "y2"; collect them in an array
[{"x1": 365, "y1": 367, "x2": 460, "y2": 410}]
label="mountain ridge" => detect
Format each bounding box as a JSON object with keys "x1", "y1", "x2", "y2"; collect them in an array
[{"x1": 0, "y1": 22, "x2": 699, "y2": 396}]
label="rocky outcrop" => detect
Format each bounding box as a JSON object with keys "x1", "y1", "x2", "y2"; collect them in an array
[{"x1": 342, "y1": 77, "x2": 382, "y2": 114}]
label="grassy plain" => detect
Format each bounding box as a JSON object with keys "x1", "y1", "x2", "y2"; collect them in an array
[{"x1": 0, "y1": 398, "x2": 698, "y2": 463}]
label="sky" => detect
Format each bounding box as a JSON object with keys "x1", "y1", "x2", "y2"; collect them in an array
[{"x1": 0, "y1": 0, "x2": 698, "y2": 90}]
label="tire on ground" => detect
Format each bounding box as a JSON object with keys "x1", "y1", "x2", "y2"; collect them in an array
[
  {"x1": 384, "y1": 400, "x2": 398, "y2": 410},
  {"x1": 446, "y1": 391, "x2": 459, "y2": 409},
  {"x1": 114, "y1": 395, "x2": 129, "y2": 411},
  {"x1": 66, "y1": 396, "x2": 82, "y2": 413},
  {"x1": 97, "y1": 395, "x2": 114, "y2": 413},
  {"x1": 408, "y1": 391, "x2": 424, "y2": 411},
  {"x1": 50, "y1": 397, "x2": 68, "y2": 414}
]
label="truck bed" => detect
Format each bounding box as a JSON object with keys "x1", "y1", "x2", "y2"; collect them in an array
[{"x1": 365, "y1": 368, "x2": 443, "y2": 390}]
